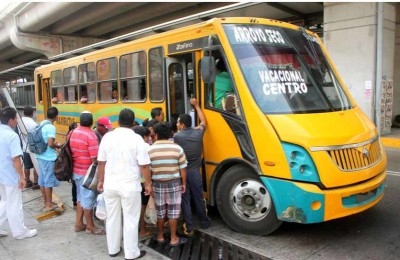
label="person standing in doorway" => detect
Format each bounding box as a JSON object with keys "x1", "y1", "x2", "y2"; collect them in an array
[
  {"x1": 174, "y1": 98, "x2": 211, "y2": 236},
  {"x1": 0, "y1": 107, "x2": 38, "y2": 239},
  {"x1": 36, "y1": 107, "x2": 62, "y2": 213},
  {"x1": 148, "y1": 122, "x2": 188, "y2": 247},
  {"x1": 20, "y1": 105, "x2": 40, "y2": 190}
]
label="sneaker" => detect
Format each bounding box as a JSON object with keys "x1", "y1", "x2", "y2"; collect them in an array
[
  {"x1": 15, "y1": 229, "x2": 37, "y2": 240},
  {"x1": 0, "y1": 229, "x2": 8, "y2": 237},
  {"x1": 31, "y1": 183, "x2": 40, "y2": 190}
]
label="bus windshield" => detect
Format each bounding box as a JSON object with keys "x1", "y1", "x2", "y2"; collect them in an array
[{"x1": 224, "y1": 24, "x2": 352, "y2": 114}]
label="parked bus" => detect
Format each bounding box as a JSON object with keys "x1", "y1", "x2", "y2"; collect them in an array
[{"x1": 34, "y1": 17, "x2": 386, "y2": 235}]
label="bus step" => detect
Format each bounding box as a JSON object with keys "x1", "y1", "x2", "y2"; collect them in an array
[{"x1": 142, "y1": 229, "x2": 270, "y2": 260}]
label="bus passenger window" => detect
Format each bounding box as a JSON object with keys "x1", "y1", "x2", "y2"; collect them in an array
[
  {"x1": 97, "y1": 57, "x2": 117, "y2": 103},
  {"x1": 120, "y1": 51, "x2": 146, "y2": 102},
  {"x1": 204, "y1": 53, "x2": 237, "y2": 114},
  {"x1": 79, "y1": 62, "x2": 96, "y2": 103},
  {"x1": 64, "y1": 86, "x2": 77, "y2": 102},
  {"x1": 149, "y1": 47, "x2": 164, "y2": 101}
]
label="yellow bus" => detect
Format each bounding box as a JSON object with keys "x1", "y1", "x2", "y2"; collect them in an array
[{"x1": 34, "y1": 17, "x2": 386, "y2": 235}]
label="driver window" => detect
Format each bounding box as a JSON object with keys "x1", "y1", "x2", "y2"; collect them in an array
[{"x1": 204, "y1": 50, "x2": 239, "y2": 114}]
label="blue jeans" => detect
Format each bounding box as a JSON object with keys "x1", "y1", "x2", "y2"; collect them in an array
[{"x1": 181, "y1": 170, "x2": 210, "y2": 232}]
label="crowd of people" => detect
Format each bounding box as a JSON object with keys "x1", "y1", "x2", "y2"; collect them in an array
[{"x1": 0, "y1": 98, "x2": 210, "y2": 259}]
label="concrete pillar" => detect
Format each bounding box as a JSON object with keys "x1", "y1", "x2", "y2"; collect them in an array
[
  {"x1": 393, "y1": 4, "x2": 400, "y2": 128},
  {"x1": 9, "y1": 26, "x2": 104, "y2": 58},
  {"x1": 324, "y1": 2, "x2": 396, "y2": 135}
]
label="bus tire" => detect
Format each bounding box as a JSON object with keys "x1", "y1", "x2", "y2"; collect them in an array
[{"x1": 216, "y1": 165, "x2": 282, "y2": 235}]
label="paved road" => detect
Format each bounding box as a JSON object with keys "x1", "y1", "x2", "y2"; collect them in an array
[{"x1": 203, "y1": 147, "x2": 400, "y2": 260}]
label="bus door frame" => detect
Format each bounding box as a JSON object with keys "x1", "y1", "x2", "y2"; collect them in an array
[
  {"x1": 40, "y1": 76, "x2": 51, "y2": 118},
  {"x1": 165, "y1": 56, "x2": 190, "y2": 121}
]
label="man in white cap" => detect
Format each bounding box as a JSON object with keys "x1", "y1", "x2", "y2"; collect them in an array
[{"x1": 93, "y1": 116, "x2": 113, "y2": 143}]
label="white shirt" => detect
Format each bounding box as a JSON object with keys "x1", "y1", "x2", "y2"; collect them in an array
[
  {"x1": 97, "y1": 127, "x2": 150, "y2": 191},
  {"x1": 20, "y1": 116, "x2": 38, "y2": 151}
]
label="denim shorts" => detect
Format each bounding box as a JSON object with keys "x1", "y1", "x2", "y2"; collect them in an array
[
  {"x1": 37, "y1": 159, "x2": 60, "y2": 188},
  {"x1": 73, "y1": 174, "x2": 96, "y2": 210}
]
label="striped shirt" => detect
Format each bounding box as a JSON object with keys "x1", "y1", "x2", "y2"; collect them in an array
[
  {"x1": 148, "y1": 140, "x2": 187, "y2": 181},
  {"x1": 69, "y1": 125, "x2": 99, "y2": 175}
]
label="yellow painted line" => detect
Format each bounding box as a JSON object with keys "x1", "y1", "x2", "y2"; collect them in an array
[
  {"x1": 381, "y1": 137, "x2": 400, "y2": 149},
  {"x1": 35, "y1": 192, "x2": 65, "y2": 221}
]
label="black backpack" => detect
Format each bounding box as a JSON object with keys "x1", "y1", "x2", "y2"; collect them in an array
[{"x1": 54, "y1": 134, "x2": 73, "y2": 182}]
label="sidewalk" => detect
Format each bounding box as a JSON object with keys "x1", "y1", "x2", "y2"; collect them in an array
[{"x1": 0, "y1": 181, "x2": 168, "y2": 260}]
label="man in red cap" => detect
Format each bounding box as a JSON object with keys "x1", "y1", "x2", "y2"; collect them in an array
[{"x1": 93, "y1": 116, "x2": 113, "y2": 143}]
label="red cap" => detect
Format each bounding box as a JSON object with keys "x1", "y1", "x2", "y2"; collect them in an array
[{"x1": 97, "y1": 116, "x2": 113, "y2": 129}]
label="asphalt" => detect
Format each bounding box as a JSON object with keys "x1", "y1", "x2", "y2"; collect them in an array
[{"x1": 0, "y1": 181, "x2": 169, "y2": 260}]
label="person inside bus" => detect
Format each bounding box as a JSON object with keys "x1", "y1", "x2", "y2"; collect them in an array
[
  {"x1": 111, "y1": 89, "x2": 118, "y2": 102},
  {"x1": 80, "y1": 88, "x2": 88, "y2": 103},
  {"x1": 214, "y1": 58, "x2": 233, "y2": 109}
]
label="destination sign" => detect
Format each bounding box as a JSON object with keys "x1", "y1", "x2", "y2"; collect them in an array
[
  {"x1": 224, "y1": 24, "x2": 291, "y2": 47},
  {"x1": 168, "y1": 37, "x2": 208, "y2": 54}
]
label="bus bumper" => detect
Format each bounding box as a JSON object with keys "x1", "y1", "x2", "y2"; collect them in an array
[{"x1": 260, "y1": 170, "x2": 386, "y2": 224}]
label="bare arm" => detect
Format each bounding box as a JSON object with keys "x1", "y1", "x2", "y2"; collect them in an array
[
  {"x1": 139, "y1": 164, "x2": 153, "y2": 196},
  {"x1": 190, "y1": 98, "x2": 206, "y2": 129},
  {"x1": 48, "y1": 137, "x2": 62, "y2": 149},
  {"x1": 180, "y1": 167, "x2": 187, "y2": 194},
  {"x1": 12, "y1": 156, "x2": 25, "y2": 189},
  {"x1": 97, "y1": 161, "x2": 106, "y2": 192}
]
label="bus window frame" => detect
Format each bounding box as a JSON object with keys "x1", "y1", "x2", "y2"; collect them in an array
[
  {"x1": 119, "y1": 50, "x2": 147, "y2": 103},
  {"x1": 96, "y1": 57, "x2": 118, "y2": 103},
  {"x1": 50, "y1": 69, "x2": 63, "y2": 103},
  {"x1": 149, "y1": 46, "x2": 165, "y2": 103},
  {"x1": 78, "y1": 62, "x2": 96, "y2": 103},
  {"x1": 63, "y1": 66, "x2": 78, "y2": 103}
]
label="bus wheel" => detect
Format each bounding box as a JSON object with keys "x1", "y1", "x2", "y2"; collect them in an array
[{"x1": 216, "y1": 165, "x2": 282, "y2": 235}]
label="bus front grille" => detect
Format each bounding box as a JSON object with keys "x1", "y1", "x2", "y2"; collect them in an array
[{"x1": 327, "y1": 138, "x2": 382, "y2": 171}]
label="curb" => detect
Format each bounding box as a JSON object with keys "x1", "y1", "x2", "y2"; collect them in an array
[
  {"x1": 35, "y1": 192, "x2": 65, "y2": 221},
  {"x1": 381, "y1": 137, "x2": 400, "y2": 149}
]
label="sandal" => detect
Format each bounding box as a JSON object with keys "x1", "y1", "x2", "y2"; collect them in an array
[
  {"x1": 74, "y1": 224, "x2": 87, "y2": 232},
  {"x1": 169, "y1": 237, "x2": 187, "y2": 247},
  {"x1": 86, "y1": 227, "x2": 106, "y2": 235},
  {"x1": 42, "y1": 205, "x2": 62, "y2": 213}
]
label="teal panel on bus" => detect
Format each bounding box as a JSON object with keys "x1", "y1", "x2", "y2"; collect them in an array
[{"x1": 261, "y1": 177, "x2": 325, "y2": 223}]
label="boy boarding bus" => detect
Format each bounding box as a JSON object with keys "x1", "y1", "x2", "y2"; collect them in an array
[{"x1": 34, "y1": 17, "x2": 386, "y2": 235}]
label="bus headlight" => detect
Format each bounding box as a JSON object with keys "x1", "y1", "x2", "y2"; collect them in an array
[{"x1": 282, "y1": 142, "x2": 320, "y2": 182}]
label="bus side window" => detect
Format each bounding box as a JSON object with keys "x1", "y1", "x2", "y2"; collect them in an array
[
  {"x1": 97, "y1": 58, "x2": 117, "y2": 103},
  {"x1": 79, "y1": 62, "x2": 96, "y2": 103},
  {"x1": 149, "y1": 47, "x2": 164, "y2": 101},
  {"x1": 120, "y1": 51, "x2": 146, "y2": 102}
]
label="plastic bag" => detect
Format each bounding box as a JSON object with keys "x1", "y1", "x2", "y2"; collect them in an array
[
  {"x1": 144, "y1": 196, "x2": 157, "y2": 225},
  {"x1": 95, "y1": 193, "x2": 107, "y2": 220}
]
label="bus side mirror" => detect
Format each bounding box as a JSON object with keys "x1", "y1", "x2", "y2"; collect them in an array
[{"x1": 201, "y1": 56, "x2": 216, "y2": 83}]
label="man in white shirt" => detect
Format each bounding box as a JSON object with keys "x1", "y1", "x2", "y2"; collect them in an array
[
  {"x1": 97, "y1": 108, "x2": 152, "y2": 259},
  {"x1": 20, "y1": 106, "x2": 39, "y2": 189}
]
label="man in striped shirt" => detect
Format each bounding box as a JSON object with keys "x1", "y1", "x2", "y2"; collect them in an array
[
  {"x1": 148, "y1": 122, "x2": 187, "y2": 247},
  {"x1": 69, "y1": 111, "x2": 104, "y2": 235}
]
